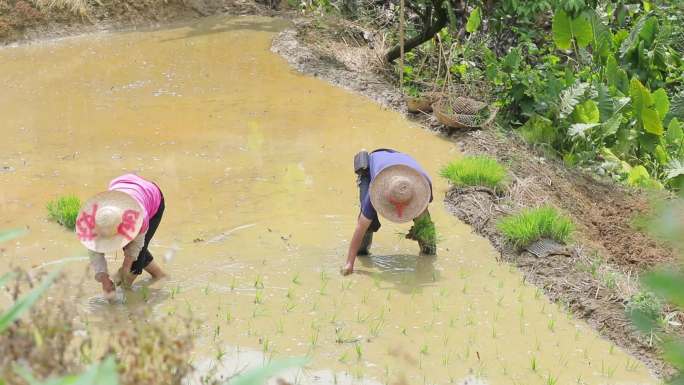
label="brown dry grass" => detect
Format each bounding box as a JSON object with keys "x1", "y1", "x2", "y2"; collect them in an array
[{"x1": 32, "y1": 0, "x2": 88, "y2": 15}]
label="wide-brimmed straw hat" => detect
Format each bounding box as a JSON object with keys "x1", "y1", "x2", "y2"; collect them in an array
[
  {"x1": 75, "y1": 191, "x2": 144, "y2": 253},
  {"x1": 370, "y1": 164, "x2": 431, "y2": 223}
]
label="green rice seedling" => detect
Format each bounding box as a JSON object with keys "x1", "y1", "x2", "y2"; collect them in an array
[
  {"x1": 530, "y1": 356, "x2": 537, "y2": 372},
  {"x1": 230, "y1": 276, "x2": 236, "y2": 291},
  {"x1": 420, "y1": 344, "x2": 429, "y2": 356},
  {"x1": 497, "y1": 206, "x2": 574, "y2": 248},
  {"x1": 439, "y1": 155, "x2": 507, "y2": 190},
  {"x1": 170, "y1": 285, "x2": 180, "y2": 299},
  {"x1": 625, "y1": 358, "x2": 640, "y2": 372},
  {"x1": 401, "y1": 326, "x2": 408, "y2": 335},
  {"x1": 225, "y1": 311, "x2": 232, "y2": 324},
  {"x1": 203, "y1": 284, "x2": 210, "y2": 295},
  {"x1": 254, "y1": 290, "x2": 263, "y2": 304},
  {"x1": 497, "y1": 295, "x2": 504, "y2": 307},
  {"x1": 338, "y1": 352, "x2": 349, "y2": 364},
  {"x1": 369, "y1": 319, "x2": 384, "y2": 337},
  {"x1": 141, "y1": 286, "x2": 150, "y2": 301},
  {"x1": 46, "y1": 195, "x2": 81, "y2": 230},
  {"x1": 609, "y1": 344, "x2": 614, "y2": 355},
  {"x1": 355, "y1": 343, "x2": 363, "y2": 361},
  {"x1": 546, "y1": 374, "x2": 558, "y2": 385},
  {"x1": 285, "y1": 301, "x2": 296, "y2": 312},
  {"x1": 292, "y1": 273, "x2": 301, "y2": 285},
  {"x1": 254, "y1": 275, "x2": 264, "y2": 289},
  {"x1": 547, "y1": 318, "x2": 555, "y2": 332},
  {"x1": 442, "y1": 351, "x2": 450, "y2": 367},
  {"x1": 491, "y1": 326, "x2": 497, "y2": 338},
  {"x1": 535, "y1": 288, "x2": 542, "y2": 299},
  {"x1": 286, "y1": 287, "x2": 294, "y2": 299},
  {"x1": 276, "y1": 319, "x2": 284, "y2": 334},
  {"x1": 601, "y1": 360, "x2": 616, "y2": 377}
]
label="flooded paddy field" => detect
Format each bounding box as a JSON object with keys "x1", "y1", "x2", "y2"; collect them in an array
[{"x1": 0, "y1": 16, "x2": 658, "y2": 385}]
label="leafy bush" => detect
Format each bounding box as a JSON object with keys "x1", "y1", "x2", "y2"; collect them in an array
[
  {"x1": 46, "y1": 195, "x2": 81, "y2": 230},
  {"x1": 626, "y1": 290, "x2": 663, "y2": 324},
  {"x1": 440, "y1": 155, "x2": 507, "y2": 190},
  {"x1": 497, "y1": 206, "x2": 574, "y2": 248}
]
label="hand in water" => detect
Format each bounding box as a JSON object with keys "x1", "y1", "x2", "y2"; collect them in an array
[{"x1": 340, "y1": 263, "x2": 354, "y2": 276}]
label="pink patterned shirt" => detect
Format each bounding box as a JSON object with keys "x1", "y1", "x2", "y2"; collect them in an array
[{"x1": 108, "y1": 174, "x2": 162, "y2": 233}]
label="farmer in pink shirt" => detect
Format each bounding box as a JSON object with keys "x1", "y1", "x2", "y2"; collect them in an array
[{"x1": 75, "y1": 174, "x2": 166, "y2": 296}]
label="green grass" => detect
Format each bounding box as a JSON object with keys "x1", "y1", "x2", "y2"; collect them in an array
[
  {"x1": 496, "y1": 206, "x2": 574, "y2": 248},
  {"x1": 439, "y1": 155, "x2": 507, "y2": 190},
  {"x1": 46, "y1": 195, "x2": 81, "y2": 230}
]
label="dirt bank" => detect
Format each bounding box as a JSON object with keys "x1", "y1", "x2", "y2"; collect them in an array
[
  {"x1": 0, "y1": 0, "x2": 272, "y2": 44},
  {"x1": 271, "y1": 18, "x2": 679, "y2": 377}
]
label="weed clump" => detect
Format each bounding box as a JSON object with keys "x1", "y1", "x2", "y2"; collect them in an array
[
  {"x1": 46, "y1": 195, "x2": 81, "y2": 230},
  {"x1": 440, "y1": 155, "x2": 507, "y2": 191},
  {"x1": 627, "y1": 291, "x2": 663, "y2": 324},
  {"x1": 497, "y1": 206, "x2": 574, "y2": 248},
  {"x1": 0, "y1": 268, "x2": 195, "y2": 385}
]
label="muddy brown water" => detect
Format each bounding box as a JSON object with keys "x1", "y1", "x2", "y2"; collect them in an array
[{"x1": 0, "y1": 16, "x2": 657, "y2": 385}]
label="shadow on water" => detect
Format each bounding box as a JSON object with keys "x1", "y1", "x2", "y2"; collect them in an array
[
  {"x1": 356, "y1": 254, "x2": 440, "y2": 294},
  {"x1": 159, "y1": 17, "x2": 287, "y2": 43}
]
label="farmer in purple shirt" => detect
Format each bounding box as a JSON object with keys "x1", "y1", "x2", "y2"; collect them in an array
[
  {"x1": 76, "y1": 174, "x2": 166, "y2": 297},
  {"x1": 341, "y1": 149, "x2": 436, "y2": 276}
]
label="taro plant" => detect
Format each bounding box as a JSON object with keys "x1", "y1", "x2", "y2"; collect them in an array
[{"x1": 46, "y1": 195, "x2": 81, "y2": 230}]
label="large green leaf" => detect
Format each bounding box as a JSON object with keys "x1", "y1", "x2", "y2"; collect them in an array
[
  {"x1": 630, "y1": 77, "x2": 653, "y2": 117},
  {"x1": 0, "y1": 229, "x2": 28, "y2": 243},
  {"x1": 655, "y1": 145, "x2": 669, "y2": 165},
  {"x1": 643, "y1": 107, "x2": 664, "y2": 135},
  {"x1": 606, "y1": 56, "x2": 619, "y2": 89},
  {"x1": 638, "y1": 15, "x2": 658, "y2": 47},
  {"x1": 552, "y1": 9, "x2": 572, "y2": 50},
  {"x1": 652, "y1": 88, "x2": 670, "y2": 119},
  {"x1": 0, "y1": 268, "x2": 60, "y2": 333},
  {"x1": 596, "y1": 83, "x2": 613, "y2": 121},
  {"x1": 572, "y1": 12, "x2": 594, "y2": 48},
  {"x1": 666, "y1": 118, "x2": 683, "y2": 146},
  {"x1": 227, "y1": 357, "x2": 308, "y2": 385},
  {"x1": 465, "y1": 7, "x2": 481, "y2": 33},
  {"x1": 573, "y1": 99, "x2": 600, "y2": 123},
  {"x1": 590, "y1": 11, "x2": 613, "y2": 59},
  {"x1": 643, "y1": 271, "x2": 684, "y2": 308}
]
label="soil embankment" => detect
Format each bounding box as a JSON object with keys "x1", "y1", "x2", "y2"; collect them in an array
[
  {"x1": 271, "y1": 19, "x2": 679, "y2": 377},
  {"x1": 0, "y1": 0, "x2": 270, "y2": 44}
]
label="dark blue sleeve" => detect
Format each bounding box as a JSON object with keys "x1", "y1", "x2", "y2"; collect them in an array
[{"x1": 361, "y1": 193, "x2": 377, "y2": 221}]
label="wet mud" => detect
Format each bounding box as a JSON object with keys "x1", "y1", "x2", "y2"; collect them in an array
[{"x1": 0, "y1": 16, "x2": 661, "y2": 384}]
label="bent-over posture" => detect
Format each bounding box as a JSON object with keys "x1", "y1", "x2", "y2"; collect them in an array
[
  {"x1": 75, "y1": 174, "x2": 166, "y2": 295},
  {"x1": 341, "y1": 149, "x2": 436, "y2": 275}
]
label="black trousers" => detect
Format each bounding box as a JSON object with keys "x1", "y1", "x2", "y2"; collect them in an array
[
  {"x1": 130, "y1": 196, "x2": 165, "y2": 275},
  {"x1": 357, "y1": 172, "x2": 381, "y2": 232}
]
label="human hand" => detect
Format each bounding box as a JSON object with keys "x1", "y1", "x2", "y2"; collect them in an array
[
  {"x1": 101, "y1": 277, "x2": 115, "y2": 294},
  {"x1": 340, "y1": 262, "x2": 354, "y2": 276}
]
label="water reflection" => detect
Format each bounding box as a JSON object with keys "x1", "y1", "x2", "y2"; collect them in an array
[{"x1": 357, "y1": 254, "x2": 439, "y2": 294}]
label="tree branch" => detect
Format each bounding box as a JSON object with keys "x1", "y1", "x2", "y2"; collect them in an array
[{"x1": 385, "y1": 0, "x2": 463, "y2": 63}]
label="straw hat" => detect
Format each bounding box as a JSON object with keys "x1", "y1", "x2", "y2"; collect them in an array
[
  {"x1": 370, "y1": 164, "x2": 431, "y2": 223},
  {"x1": 75, "y1": 191, "x2": 144, "y2": 253}
]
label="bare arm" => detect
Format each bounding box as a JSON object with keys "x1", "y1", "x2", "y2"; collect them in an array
[{"x1": 341, "y1": 214, "x2": 372, "y2": 276}]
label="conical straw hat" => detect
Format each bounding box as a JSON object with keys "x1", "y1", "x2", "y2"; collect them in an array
[
  {"x1": 370, "y1": 164, "x2": 431, "y2": 223},
  {"x1": 75, "y1": 190, "x2": 144, "y2": 253}
]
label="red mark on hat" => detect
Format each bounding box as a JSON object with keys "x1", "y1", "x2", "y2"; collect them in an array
[
  {"x1": 76, "y1": 204, "x2": 98, "y2": 241},
  {"x1": 388, "y1": 196, "x2": 407, "y2": 219},
  {"x1": 117, "y1": 209, "x2": 140, "y2": 241}
]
